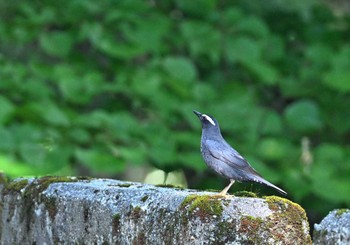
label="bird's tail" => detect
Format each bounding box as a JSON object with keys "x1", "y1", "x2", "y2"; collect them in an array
[{"x1": 254, "y1": 175, "x2": 287, "y2": 195}]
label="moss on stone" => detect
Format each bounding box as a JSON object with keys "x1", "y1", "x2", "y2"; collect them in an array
[
  {"x1": 133, "y1": 232, "x2": 146, "y2": 245},
  {"x1": 42, "y1": 196, "x2": 58, "y2": 220},
  {"x1": 180, "y1": 194, "x2": 224, "y2": 222},
  {"x1": 76, "y1": 176, "x2": 94, "y2": 181},
  {"x1": 118, "y1": 184, "x2": 132, "y2": 187},
  {"x1": 234, "y1": 190, "x2": 258, "y2": 198},
  {"x1": 0, "y1": 173, "x2": 9, "y2": 185},
  {"x1": 155, "y1": 184, "x2": 184, "y2": 189},
  {"x1": 112, "y1": 213, "x2": 121, "y2": 234},
  {"x1": 131, "y1": 206, "x2": 142, "y2": 220},
  {"x1": 141, "y1": 195, "x2": 149, "y2": 202},
  {"x1": 3, "y1": 179, "x2": 29, "y2": 195},
  {"x1": 35, "y1": 176, "x2": 77, "y2": 194},
  {"x1": 264, "y1": 196, "x2": 312, "y2": 244},
  {"x1": 335, "y1": 208, "x2": 349, "y2": 216},
  {"x1": 215, "y1": 220, "x2": 236, "y2": 243},
  {"x1": 17, "y1": 176, "x2": 78, "y2": 232},
  {"x1": 239, "y1": 216, "x2": 265, "y2": 244}
]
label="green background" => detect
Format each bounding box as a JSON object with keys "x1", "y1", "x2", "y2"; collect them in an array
[{"x1": 1, "y1": 0, "x2": 350, "y2": 230}]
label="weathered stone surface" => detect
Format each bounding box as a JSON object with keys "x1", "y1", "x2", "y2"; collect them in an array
[
  {"x1": 0, "y1": 177, "x2": 312, "y2": 244},
  {"x1": 313, "y1": 209, "x2": 350, "y2": 245}
]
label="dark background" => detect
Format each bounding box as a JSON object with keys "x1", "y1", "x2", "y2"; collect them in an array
[{"x1": 1, "y1": 0, "x2": 350, "y2": 232}]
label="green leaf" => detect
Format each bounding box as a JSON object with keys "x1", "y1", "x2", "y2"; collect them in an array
[
  {"x1": 246, "y1": 61, "x2": 278, "y2": 85},
  {"x1": 0, "y1": 155, "x2": 41, "y2": 177},
  {"x1": 314, "y1": 143, "x2": 344, "y2": 165},
  {"x1": 122, "y1": 17, "x2": 170, "y2": 54},
  {"x1": 163, "y1": 56, "x2": 197, "y2": 82},
  {"x1": 180, "y1": 21, "x2": 221, "y2": 64},
  {"x1": 176, "y1": 0, "x2": 216, "y2": 16},
  {"x1": 257, "y1": 138, "x2": 289, "y2": 161},
  {"x1": 261, "y1": 111, "x2": 282, "y2": 135},
  {"x1": 226, "y1": 37, "x2": 261, "y2": 64},
  {"x1": 323, "y1": 46, "x2": 350, "y2": 92},
  {"x1": 237, "y1": 16, "x2": 269, "y2": 37},
  {"x1": 323, "y1": 72, "x2": 350, "y2": 92},
  {"x1": 38, "y1": 102, "x2": 70, "y2": 127},
  {"x1": 0, "y1": 96, "x2": 14, "y2": 124},
  {"x1": 39, "y1": 31, "x2": 73, "y2": 57},
  {"x1": 284, "y1": 100, "x2": 323, "y2": 132},
  {"x1": 75, "y1": 148, "x2": 125, "y2": 173},
  {"x1": 0, "y1": 127, "x2": 15, "y2": 151}
]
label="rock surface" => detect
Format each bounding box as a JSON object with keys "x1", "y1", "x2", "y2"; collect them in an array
[
  {"x1": 0, "y1": 177, "x2": 312, "y2": 244},
  {"x1": 313, "y1": 209, "x2": 350, "y2": 245}
]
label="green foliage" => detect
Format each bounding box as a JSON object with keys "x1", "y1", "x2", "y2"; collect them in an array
[{"x1": 0, "y1": 0, "x2": 350, "y2": 224}]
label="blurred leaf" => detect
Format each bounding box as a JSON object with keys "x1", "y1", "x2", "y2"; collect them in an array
[
  {"x1": 68, "y1": 128, "x2": 91, "y2": 144},
  {"x1": 258, "y1": 138, "x2": 289, "y2": 161},
  {"x1": 180, "y1": 21, "x2": 221, "y2": 64},
  {"x1": 237, "y1": 16, "x2": 269, "y2": 37},
  {"x1": 323, "y1": 72, "x2": 350, "y2": 92},
  {"x1": 39, "y1": 31, "x2": 73, "y2": 57},
  {"x1": 262, "y1": 35, "x2": 285, "y2": 61},
  {"x1": 246, "y1": 61, "x2": 278, "y2": 85},
  {"x1": 314, "y1": 143, "x2": 344, "y2": 165},
  {"x1": 115, "y1": 146, "x2": 146, "y2": 165},
  {"x1": 178, "y1": 152, "x2": 205, "y2": 172},
  {"x1": 284, "y1": 169, "x2": 311, "y2": 201},
  {"x1": 75, "y1": 148, "x2": 125, "y2": 173},
  {"x1": 163, "y1": 56, "x2": 197, "y2": 82},
  {"x1": 226, "y1": 37, "x2": 261, "y2": 64},
  {"x1": 176, "y1": 0, "x2": 216, "y2": 16},
  {"x1": 323, "y1": 46, "x2": 350, "y2": 92},
  {"x1": 284, "y1": 100, "x2": 323, "y2": 132},
  {"x1": 36, "y1": 102, "x2": 70, "y2": 127},
  {"x1": 19, "y1": 142, "x2": 47, "y2": 165},
  {"x1": 261, "y1": 111, "x2": 282, "y2": 135},
  {"x1": 122, "y1": 16, "x2": 170, "y2": 54},
  {"x1": 312, "y1": 177, "x2": 350, "y2": 203},
  {"x1": 0, "y1": 96, "x2": 14, "y2": 124},
  {"x1": 0, "y1": 155, "x2": 42, "y2": 177}
]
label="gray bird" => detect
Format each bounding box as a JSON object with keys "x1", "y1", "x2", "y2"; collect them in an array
[{"x1": 193, "y1": 110, "x2": 287, "y2": 196}]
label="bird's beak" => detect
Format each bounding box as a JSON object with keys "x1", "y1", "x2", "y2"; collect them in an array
[{"x1": 193, "y1": 110, "x2": 202, "y2": 118}]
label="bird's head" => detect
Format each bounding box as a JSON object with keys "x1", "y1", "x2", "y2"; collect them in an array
[{"x1": 193, "y1": 110, "x2": 219, "y2": 130}]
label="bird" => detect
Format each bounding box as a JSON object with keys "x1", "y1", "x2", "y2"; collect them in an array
[{"x1": 193, "y1": 110, "x2": 287, "y2": 196}]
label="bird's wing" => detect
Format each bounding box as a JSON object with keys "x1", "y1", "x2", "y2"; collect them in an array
[{"x1": 205, "y1": 139, "x2": 254, "y2": 169}]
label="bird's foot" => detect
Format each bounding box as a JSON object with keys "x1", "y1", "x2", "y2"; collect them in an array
[{"x1": 217, "y1": 191, "x2": 234, "y2": 198}]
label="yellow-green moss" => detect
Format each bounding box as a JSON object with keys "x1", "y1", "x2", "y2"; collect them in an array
[
  {"x1": 141, "y1": 195, "x2": 149, "y2": 202},
  {"x1": 21, "y1": 176, "x2": 78, "y2": 224},
  {"x1": 35, "y1": 176, "x2": 77, "y2": 194},
  {"x1": 335, "y1": 209, "x2": 349, "y2": 216},
  {"x1": 181, "y1": 194, "x2": 224, "y2": 222},
  {"x1": 3, "y1": 179, "x2": 29, "y2": 195},
  {"x1": 239, "y1": 216, "x2": 265, "y2": 243},
  {"x1": 118, "y1": 184, "x2": 132, "y2": 187},
  {"x1": 155, "y1": 184, "x2": 184, "y2": 189},
  {"x1": 131, "y1": 206, "x2": 142, "y2": 220},
  {"x1": 42, "y1": 196, "x2": 58, "y2": 220},
  {"x1": 0, "y1": 173, "x2": 9, "y2": 185},
  {"x1": 112, "y1": 213, "x2": 121, "y2": 234},
  {"x1": 134, "y1": 232, "x2": 146, "y2": 245},
  {"x1": 234, "y1": 190, "x2": 258, "y2": 198},
  {"x1": 263, "y1": 196, "x2": 312, "y2": 244}
]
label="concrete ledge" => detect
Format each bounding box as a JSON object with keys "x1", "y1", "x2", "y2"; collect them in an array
[{"x1": 0, "y1": 177, "x2": 312, "y2": 244}]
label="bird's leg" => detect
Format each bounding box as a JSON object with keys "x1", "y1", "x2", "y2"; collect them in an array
[{"x1": 219, "y1": 179, "x2": 235, "y2": 196}]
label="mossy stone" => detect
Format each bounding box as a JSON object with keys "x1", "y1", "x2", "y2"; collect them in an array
[{"x1": 181, "y1": 194, "x2": 224, "y2": 222}]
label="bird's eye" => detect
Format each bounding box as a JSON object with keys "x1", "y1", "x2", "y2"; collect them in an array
[{"x1": 202, "y1": 114, "x2": 216, "y2": 126}]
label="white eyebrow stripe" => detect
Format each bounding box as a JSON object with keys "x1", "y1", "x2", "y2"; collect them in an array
[{"x1": 202, "y1": 114, "x2": 216, "y2": 126}]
